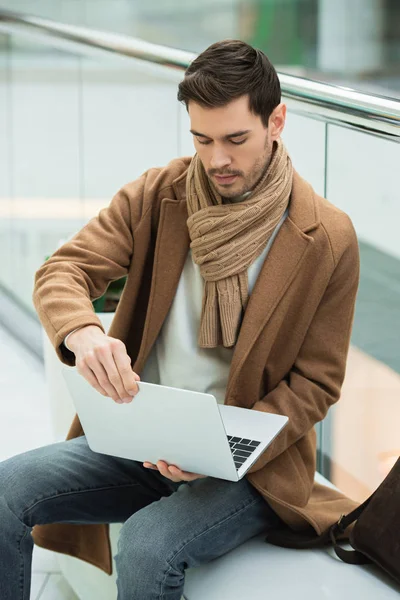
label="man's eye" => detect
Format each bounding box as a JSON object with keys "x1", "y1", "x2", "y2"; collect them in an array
[{"x1": 195, "y1": 138, "x2": 247, "y2": 145}]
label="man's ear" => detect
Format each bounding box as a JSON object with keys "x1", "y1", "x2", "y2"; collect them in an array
[{"x1": 269, "y1": 103, "x2": 287, "y2": 141}]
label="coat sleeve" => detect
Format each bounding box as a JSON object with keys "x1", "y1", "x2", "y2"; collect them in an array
[
  {"x1": 33, "y1": 173, "x2": 148, "y2": 365},
  {"x1": 247, "y1": 225, "x2": 360, "y2": 473}
]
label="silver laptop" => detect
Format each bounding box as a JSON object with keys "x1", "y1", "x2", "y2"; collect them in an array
[{"x1": 62, "y1": 367, "x2": 288, "y2": 482}]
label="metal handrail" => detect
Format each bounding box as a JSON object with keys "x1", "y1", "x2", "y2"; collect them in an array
[{"x1": 1, "y1": 8, "x2": 400, "y2": 136}]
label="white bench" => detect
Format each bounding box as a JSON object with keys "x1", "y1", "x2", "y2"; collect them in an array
[
  {"x1": 53, "y1": 479, "x2": 399, "y2": 600},
  {"x1": 184, "y1": 479, "x2": 400, "y2": 599},
  {"x1": 42, "y1": 319, "x2": 400, "y2": 600}
]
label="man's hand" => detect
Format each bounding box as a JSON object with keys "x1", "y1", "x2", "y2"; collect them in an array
[
  {"x1": 143, "y1": 460, "x2": 206, "y2": 482},
  {"x1": 68, "y1": 325, "x2": 140, "y2": 404}
]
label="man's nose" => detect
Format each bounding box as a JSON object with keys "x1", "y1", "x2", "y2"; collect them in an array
[{"x1": 210, "y1": 148, "x2": 231, "y2": 170}]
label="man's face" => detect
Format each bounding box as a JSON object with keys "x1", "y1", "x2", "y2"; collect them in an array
[{"x1": 188, "y1": 95, "x2": 286, "y2": 199}]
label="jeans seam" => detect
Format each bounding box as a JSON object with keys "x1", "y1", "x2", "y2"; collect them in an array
[
  {"x1": 159, "y1": 495, "x2": 262, "y2": 599},
  {"x1": 18, "y1": 527, "x2": 29, "y2": 600},
  {"x1": 21, "y1": 482, "x2": 141, "y2": 520}
]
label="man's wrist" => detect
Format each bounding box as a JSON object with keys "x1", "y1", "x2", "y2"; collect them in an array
[
  {"x1": 64, "y1": 328, "x2": 83, "y2": 352},
  {"x1": 65, "y1": 324, "x2": 105, "y2": 353}
]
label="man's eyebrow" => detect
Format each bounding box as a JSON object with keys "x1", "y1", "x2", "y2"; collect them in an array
[{"x1": 190, "y1": 129, "x2": 251, "y2": 140}]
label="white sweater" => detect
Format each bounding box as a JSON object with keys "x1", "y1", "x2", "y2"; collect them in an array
[{"x1": 141, "y1": 209, "x2": 288, "y2": 402}]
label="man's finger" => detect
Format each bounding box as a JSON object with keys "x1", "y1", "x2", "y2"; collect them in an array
[
  {"x1": 168, "y1": 465, "x2": 206, "y2": 481},
  {"x1": 77, "y1": 362, "x2": 109, "y2": 397},
  {"x1": 96, "y1": 347, "x2": 131, "y2": 402},
  {"x1": 156, "y1": 461, "x2": 182, "y2": 482},
  {"x1": 82, "y1": 354, "x2": 121, "y2": 402},
  {"x1": 111, "y1": 341, "x2": 140, "y2": 396}
]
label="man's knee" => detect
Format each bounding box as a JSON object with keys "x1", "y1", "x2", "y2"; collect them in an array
[
  {"x1": 0, "y1": 446, "x2": 58, "y2": 522},
  {"x1": 116, "y1": 508, "x2": 176, "y2": 572},
  {"x1": 115, "y1": 510, "x2": 186, "y2": 597}
]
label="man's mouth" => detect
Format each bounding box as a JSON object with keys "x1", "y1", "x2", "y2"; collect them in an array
[{"x1": 214, "y1": 174, "x2": 239, "y2": 185}]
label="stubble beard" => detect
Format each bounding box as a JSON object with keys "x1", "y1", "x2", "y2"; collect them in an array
[{"x1": 218, "y1": 140, "x2": 272, "y2": 200}]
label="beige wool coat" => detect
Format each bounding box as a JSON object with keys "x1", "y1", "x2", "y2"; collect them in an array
[{"x1": 32, "y1": 157, "x2": 360, "y2": 574}]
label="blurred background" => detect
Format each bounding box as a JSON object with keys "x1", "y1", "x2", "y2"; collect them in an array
[
  {"x1": 2, "y1": 0, "x2": 400, "y2": 95},
  {"x1": 0, "y1": 0, "x2": 399, "y2": 559}
]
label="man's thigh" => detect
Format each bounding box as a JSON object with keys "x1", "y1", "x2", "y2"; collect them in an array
[
  {"x1": 0, "y1": 436, "x2": 179, "y2": 527},
  {"x1": 118, "y1": 474, "x2": 280, "y2": 568}
]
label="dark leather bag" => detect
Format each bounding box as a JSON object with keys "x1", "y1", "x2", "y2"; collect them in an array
[{"x1": 266, "y1": 457, "x2": 400, "y2": 586}]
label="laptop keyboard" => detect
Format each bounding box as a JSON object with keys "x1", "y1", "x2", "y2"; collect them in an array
[{"x1": 227, "y1": 436, "x2": 261, "y2": 471}]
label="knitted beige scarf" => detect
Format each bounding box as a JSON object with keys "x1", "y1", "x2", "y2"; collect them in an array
[{"x1": 186, "y1": 138, "x2": 293, "y2": 348}]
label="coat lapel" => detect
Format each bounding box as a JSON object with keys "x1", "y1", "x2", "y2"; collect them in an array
[
  {"x1": 135, "y1": 168, "x2": 321, "y2": 389},
  {"x1": 225, "y1": 171, "x2": 320, "y2": 400},
  {"x1": 135, "y1": 196, "x2": 190, "y2": 371}
]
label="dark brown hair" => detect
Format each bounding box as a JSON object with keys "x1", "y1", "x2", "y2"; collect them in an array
[{"x1": 177, "y1": 40, "x2": 281, "y2": 128}]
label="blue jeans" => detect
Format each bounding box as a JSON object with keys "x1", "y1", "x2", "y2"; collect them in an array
[{"x1": 0, "y1": 436, "x2": 280, "y2": 600}]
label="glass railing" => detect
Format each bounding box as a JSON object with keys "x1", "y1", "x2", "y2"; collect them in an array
[
  {"x1": 1, "y1": 0, "x2": 400, "y2": 100},
  {"x1": 0, "y1": 9, "x2": 399, "y2": 503}
]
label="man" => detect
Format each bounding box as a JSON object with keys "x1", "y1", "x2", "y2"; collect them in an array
[{"x1": 0, "y1": 40, "x2": 360, "y2": 599}]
